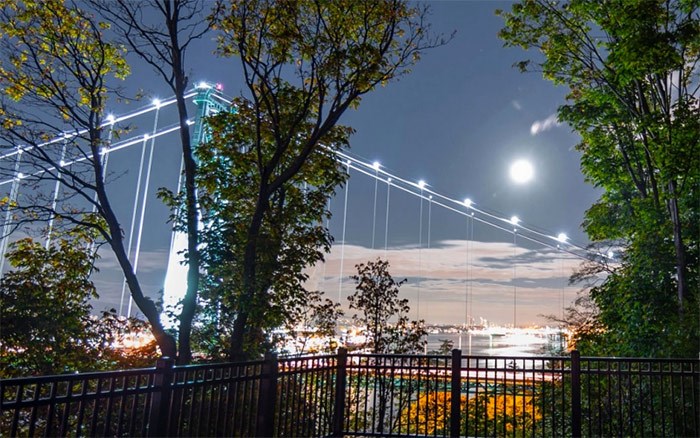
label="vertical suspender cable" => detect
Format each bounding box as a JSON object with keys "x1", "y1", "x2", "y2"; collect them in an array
[
  {"x1": 417, "y1": 188, "x2": 423, "y2": 320},
  {"x1": 45, "y1": 138, "x2": 67, "y2": 249},
  {"x1": 425, "y1": 195, "x2": 433, "y2": 355},
  {"x1": 427, "y1": 196, "x2": 432, "y2": 249},
  {"x1": 166, "y1": 156, "x2": 185, "y2": 268},
  {"x1": 119, "y1": 134, "x2": 149, "y2": 317},
  {"x1": 469, "y1": 213, "x2": 474, "y2": 328},
  {"x1": 513, "y1": 229, "x2": 517, "y2": 328},
  {"x1": 127, "y1": 105, "x2": 160, "y2": 318},
  {"x1": 322, "y1": 198, "x2": 330, "y2": 292},
  {"x1": 468, "y1": 212, "x2": 474, "y2": 354},
  {"x1": 338, "y1": 161, "x2": 350, "y2": 304},
  {"x1": 560, "y1": 250, "x2": 565, "y2": 322},
  {"x1": 465, "y1": 215, "x2": 469, "y2": 331},
  {"x1": 0, "y1": 149, "x2": 22, "y2": 278},
  {"x1": 371, "y1": 168, "x2": 378, "y2": 249},
  {"x1": 384, "y1": 178, "x2": 391, "y2": 259},
  {"x1": 88, "y1": 123, "x2": 115, "y2": 257}
]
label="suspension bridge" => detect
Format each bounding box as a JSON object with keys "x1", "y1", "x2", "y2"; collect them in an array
[{"x1": 0, "y1": 82, "x2": 604, "y2": 329}]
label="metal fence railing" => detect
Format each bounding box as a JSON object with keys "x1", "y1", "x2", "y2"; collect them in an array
[
  {"x1": 0, "y1": 366, "x2": 158, "y2": 436},
  {"x1": 2, "y1": 350, "x2": 698, "y2": 437}
]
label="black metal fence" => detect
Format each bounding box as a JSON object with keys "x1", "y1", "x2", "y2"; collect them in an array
[{"x1": 2, "y1": 350, "x2": 697, "y2": 437}]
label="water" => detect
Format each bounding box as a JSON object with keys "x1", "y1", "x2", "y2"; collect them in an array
[{"x1": 426, "y1": 331, "x2": 565, "y2": 357}]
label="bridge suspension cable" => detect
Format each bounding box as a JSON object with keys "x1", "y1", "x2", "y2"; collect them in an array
[
  {"x1": 332, "y1": 149, "x2": 600, "y2": 263},
  {"x1": 0, "y1": 82, "x2": 605, "y2": 325}
]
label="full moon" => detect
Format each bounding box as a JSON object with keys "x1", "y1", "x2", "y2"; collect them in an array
[{"x1": 509, "y1": 159, "x2": 534, "y2": 184}]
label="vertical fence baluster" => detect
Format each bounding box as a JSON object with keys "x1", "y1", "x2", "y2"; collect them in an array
[
  {"x1": 571, "y1": 350, "x2": 581, "y2": 438},
  {"x1": 450, "y1": 349, "x2": 461, "y2": 437},
  {"x1": 332, "y1": 348, "x2": 347, "y2": 437},
  {"x1": 45, "y1": 380, "x2": 59, "y2": 436},
  {"x1": 59, "y1": 379, "x2": 74, "y2": 436},
  {"x1": 116, "y1": 375, "x2": 127, "y2": 437},
  {"x1": 256, "y1": 352, "x2": 278, "y2": 438},
  {"x1": 148, "y1": 357, "x2": 174, "y2": 437},
  {"x1": 9, "y1": 383, "x2": 22, "y2": 437},
  {"x1": 27, "y1": 382, "x2": 39, "y2": 436}
]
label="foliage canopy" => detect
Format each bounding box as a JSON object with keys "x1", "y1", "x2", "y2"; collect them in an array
[{"x1": 499, "y1": 0, "x2": 699, "y2": 357}]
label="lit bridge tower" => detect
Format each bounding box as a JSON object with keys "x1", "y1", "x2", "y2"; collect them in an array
[{"x1": 161, "y1": 82, "x2": 229, "y2": 328}]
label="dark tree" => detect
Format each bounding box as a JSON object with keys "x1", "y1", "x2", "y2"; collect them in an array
[
  {"x1": 348, "y1": 258, "x2": 426, "y2": 355},
  {"x1": 89, "y1": 0, "x2": 213, "y2": 364},
  {"x1": 212, "y1": 0, "x2": 447, "y2": 359}
]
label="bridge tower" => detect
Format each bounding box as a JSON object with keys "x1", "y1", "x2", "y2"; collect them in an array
[{"x1": 161, "y1": 82, "x2": 229, "y2": 327}]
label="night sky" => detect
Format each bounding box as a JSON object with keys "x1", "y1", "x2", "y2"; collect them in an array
[{"x1": 82, "y1": 1, "x2": 602, "y2": 327}]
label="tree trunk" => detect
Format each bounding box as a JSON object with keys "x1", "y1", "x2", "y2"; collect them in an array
[
  {"x1": 229, "y1": 192, "x2": 268, "y2": 360},
  {"x1": 666, "y1": 181, "x2": 687, "y2": 314},
  {"x1": 92, "y1": 129, "x2": 178, "y2": 359},
  {"x1": 172, "y1": 71, "x2": 199, "y2": 365}
]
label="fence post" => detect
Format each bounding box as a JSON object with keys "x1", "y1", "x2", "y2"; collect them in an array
[
  {"x1": 256, "y1": 352, "x2": 278, "y2": 438},
  {"x1": 571, "y1": 350, "x2": 581, "y2": 438},
  {"x1": 148, "y1": 356, "x2": 174, "y2": 437},
  {"x1": 332, "y1": 348, "x2": 348, "y2": 437},
  {"x1": 450, "y1": 349, "x2": 462, "y2": 438}
]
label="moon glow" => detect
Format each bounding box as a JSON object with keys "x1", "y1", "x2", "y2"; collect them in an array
[{"x1": 510, "y1": 159, "x2": 534, "y2": 184}]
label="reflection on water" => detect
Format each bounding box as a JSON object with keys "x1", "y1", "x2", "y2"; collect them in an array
[{"x1": 426, "y1": 331, "x2": 566, "y2": 357}]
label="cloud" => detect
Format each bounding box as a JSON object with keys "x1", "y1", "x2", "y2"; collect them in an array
[
  {"x1": 511, "y1": 100, "x2": 522, "y2": 111},
  {"x1": 306, "y1": 240, "x2": 584, "y2": 326},
  {"x1": 530, "y1": 113, "x2": 561, "y2": 135}
]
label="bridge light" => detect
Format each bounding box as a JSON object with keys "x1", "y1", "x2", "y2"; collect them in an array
[
  {"x1": 195, "y1": 81, "x2": 211, "y2": 90},
  {"x1": 372, "y1": 161, "x2": 380, "y2": 171},
  {"x1": 463, "y1": 198, "x2": 472, "y2": 208},
  {"x1": 106, "y1": 114, "x2": 116, "y2": 125},
  {"x1": 215, "y1": 83, "x2": 224, "y2": 91},
  {"x1": 144, "y1": 134, "x2": 150, "y2": 140},
  {"x1": 387, "y1": 177, "x2": 392, "y2": 183},
  {"x1": 60, "y1": 160, "x2": 67, "y2": 167},
  {"x1": 510, "y1": 215, "x2": 520, "y2": 226},
  {"x1": 557, "y1": 233, "x2": 568, "y2": 243},
  {"x1": 152, "y1": 98, "x2": 162, "y2": 109},
  {"x1": 17, "y1": 172, "x2": 24, "y2": 179},
  {"x1": 418, "y1": 180, "x2": 426, "y2": 189}
]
